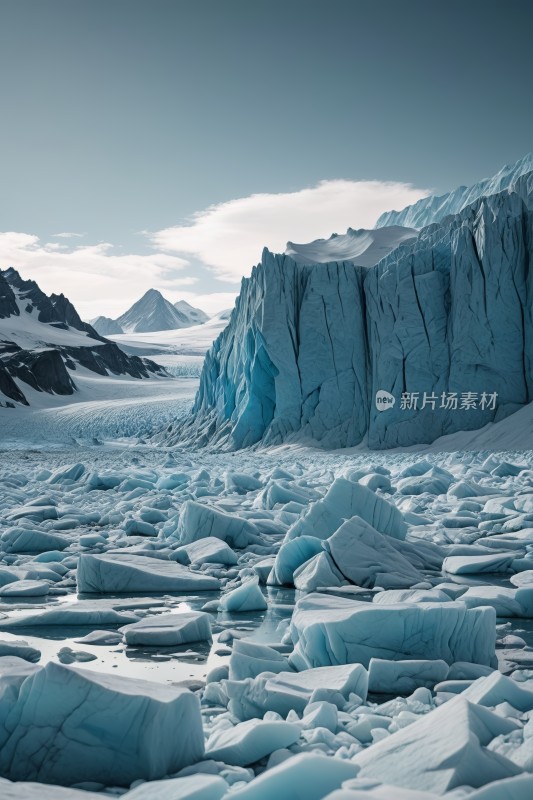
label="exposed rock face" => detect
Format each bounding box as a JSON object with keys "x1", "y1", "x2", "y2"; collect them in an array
[
  {"x1": 4, "y1": 349, "x2": 76, "y2": 395},
  {"x1": 0, "y1": 272, "x2": 19, "y2": 319},
  {"x1": 0, "y1": 363, "x2": 27, "y2": 405},
  {"x1": 0, "y1": 269, "x2": 166, "y2": 406},
  {"x1": 174, "y1": 172, "x2": 533, "y2": 450}
]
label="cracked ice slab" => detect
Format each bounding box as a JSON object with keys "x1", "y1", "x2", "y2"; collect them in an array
[
  {"x1": 205, "y1": 718, "x2": 301, "y2": 766},
  {"x1": 0, "y1": 602, "x2": 141, "y2": 629},
  {"x1": 176, "y1": 500, "x2": 262, "y2": 549},
  {"x1": 286, "y1": 478, "x2": 407, "y2": 542},
  {"x1": 227, "y1": 752, "x2": 359, "y2": 800},
  {"x1": 226, "y1": 663, "x2": 368, "y2": 720},
  {"x1": 76, "y1": 552, "x2": 220, "y2": 593},
  {"x1": 123, "y1": 774, "x2": 229, "y2": 800},
  {"x1": 289, "y1": 593, "x2": 497, "y2": 670},
  {"x1": 353, "y1": 695, "x2": 521, "y2": 794},
  {"x1": 0, "y1": 661, "x2": 204, "y2": 786},
  {"x1": 121, "y1": 611, "x2": 212, "y2": 646},
  {"x1": 443, "y1": 552, "x2": 516, "y2": 575},
  {"x1": 323, "y1": 516, "x2": 423, "y2": 589},
  {"x1": 0, "y1": 778, "x2": 104, "y2": 799}
]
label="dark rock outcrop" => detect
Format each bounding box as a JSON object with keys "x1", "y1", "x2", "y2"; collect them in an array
[{"x1": 0, "y1": 268, "x2": 167, "y2": 406}]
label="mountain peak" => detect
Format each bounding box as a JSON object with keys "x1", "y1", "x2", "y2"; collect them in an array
[
  {"x1": 141, "y1": 288, "x2": 164, "y2": 299},
  {"x1": 115, "y1": 290, "x2": 208, "y2": 334}
]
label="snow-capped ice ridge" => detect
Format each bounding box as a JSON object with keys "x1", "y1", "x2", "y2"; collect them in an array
[
  {"x1": 376, "y1": 153, "x2": 533, "y2": 229},
  {"x1": 172, "y1": 170, "x2": 533, "y2": 450},
  {"x1": 285, "y1": 225, "x2": 417, "y2": 266}
]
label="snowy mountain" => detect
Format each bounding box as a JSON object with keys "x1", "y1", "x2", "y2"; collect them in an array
[
  {"x1": 174, "y1": 299, "x2": 209, "y2": 326},
  {"x1": 376, "y1": 153, "x2": 533, "y2": 229},
  {"x1": 0, "y1": 268, "x2": 165, "y2": 408},
  {"x1": 116, "y1": 289, "x2": 208, "y2": 333},
  {"x1": 172, "y1": 164, "x2": 533, "y2": 450},
  {"x1": 90, "y1": 315, "x2": 124, "y2": 336},
  {"x1": 285, "y1": 225, "x2": 416, "y2": 266}
]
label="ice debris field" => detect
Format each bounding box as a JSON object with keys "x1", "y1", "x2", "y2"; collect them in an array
[{"x1": 0, "y1": 442, "x2": 533, "y2": 799}]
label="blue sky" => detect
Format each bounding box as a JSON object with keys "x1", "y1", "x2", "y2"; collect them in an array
[{"x1": 0, "y1": 0, "x2": 531, "y2": 318}]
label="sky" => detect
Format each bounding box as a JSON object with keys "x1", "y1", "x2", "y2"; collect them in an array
[{"x1": 0, "y1": 0, "x2": 531, "y2": 319}]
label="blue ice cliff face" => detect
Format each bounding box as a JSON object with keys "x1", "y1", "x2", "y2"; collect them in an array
[{"x1": 172, "y1": 168, "x2": 533, "y2": 450}]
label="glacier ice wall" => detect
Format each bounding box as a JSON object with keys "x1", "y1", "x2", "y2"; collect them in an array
[
  {"x1": 376, "y1": 153, "x2": 533, "y2": 229},
  {"x1": 174, "y1": 172, "x2": 533, "y2": 450}
]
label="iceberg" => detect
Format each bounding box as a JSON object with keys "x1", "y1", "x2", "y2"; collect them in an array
[
  {"x1": 0, "y1": 661, "x2": 204, "y2": 786},
  {"x1": 77, "y1": 552, "x2": 220, "y2": 593},
  {"x1": 0, "y1": 778, "x2": 104, "y2": 799},
  {"x1": 0, "y1": 640, "x2": 41, "y2": 662},
  {"x1": 0, "y1": 602, "x2": 140, "y2": 628},
  {"x1": 226, "y1": 752, "x2": 359, "y2": 800},
  {"x1": 226, "y1": 663, "x2": 368, "y2": 719},
  {"x1": 353, "y1": 695, "x2": 521, "y2": 793},
  {"x1": 443, "y1": 553, "x2": 516, "y2": 575},
  {"x1": 205, "y1": 718, "x2": 301, "y2": 766},
  {"x1": 286, "y1": 478, "x2": 407, "y2": 542},
  {"x1": 228, "y1": 639, "x2": 292, "y2": 681},
  {"x1": 173, "y1": 536, "x2": 238, "y2": 566},
  {"x1": 268, "y1": 536, "x2": 324, "y2": 586},
  {"x1": 123, "y1": 774, "x2": 229, "y2": 800},
  {"x1": 177, "y1": 501, "x2": 262, "y2": 548},
  {"x1": 219, "y1": 578, "x2": 267, "y2": 612},
  {"x1": 293, "y1": 551, "x2": 345, "y2": 593},
  {"x1": 0, "y1": 527, "x2": 69, "y2": 553},
  {"x1": 367, "y1": 658, "x2": 449, "y2": 694},
  {"x1": 323, "y1": 517, "x2": 423, "y2": 589},
  {"x1": 0, "y1": 580, "x2": 49, "y2": 597},
  {"x1": 122, "y1": 611, "x2": 212, "y2": 646},
  {"x1": 290, "y1": 593, "x2": 497, "y2": 669}
]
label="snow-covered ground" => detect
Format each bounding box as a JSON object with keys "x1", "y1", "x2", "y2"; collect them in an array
[
  {"x1": 110, "y1": 313, "x2": 230, "y2": 358},
  {"x1": 0, "y1": 370, "x2": 197, "y2": 446},
  {"x1": 1, "y1": 302, "x2": 225, "y2": 438}
]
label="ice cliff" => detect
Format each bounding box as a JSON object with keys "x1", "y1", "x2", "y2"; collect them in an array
[
  {"x1": 376, "y1": 153, "x2": 533, "y2": 229},
  {"x1": 172, "y1": 166, "x2": 533, "y2": 450}
]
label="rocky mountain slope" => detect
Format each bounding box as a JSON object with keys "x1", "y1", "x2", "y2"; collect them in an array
[
  {"x1": 0, "y1": 269, "x2": 165, "y2": 407},
  {"x1": 172, "y1": 161, "x2": 533, "y2": 450}
]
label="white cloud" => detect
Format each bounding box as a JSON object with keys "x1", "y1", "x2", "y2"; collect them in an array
[
  {"x1": 0, "y1": 178, "x2": 429, "y2": 322},
  {"x1": 0, "y1": 232, "x2": 192, "y2": 320},
  {"x1": 174, "y1": 291, "x2": 239, "y2": 317},
  {"x1": 150, "y1": 179, "x2": 429, "y2": 281}
]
